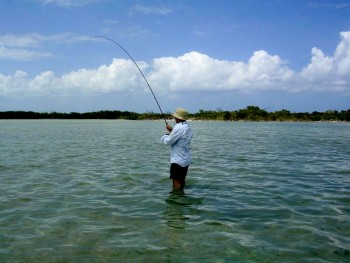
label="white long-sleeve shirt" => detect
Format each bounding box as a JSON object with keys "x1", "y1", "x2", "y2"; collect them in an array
[{"x1": 160, "y1": 121, "x2": 193, "y2": 167}]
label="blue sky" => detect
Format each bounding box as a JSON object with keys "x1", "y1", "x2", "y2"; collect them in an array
[{"x1": 1, "y1": 0, "x2": 350, "y2": 113}]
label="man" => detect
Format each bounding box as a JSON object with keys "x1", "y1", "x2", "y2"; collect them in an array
[{"x1": 161, "y1": 108, "x2": 193, "y2": 189}]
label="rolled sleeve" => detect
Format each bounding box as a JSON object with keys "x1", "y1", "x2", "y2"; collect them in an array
[{"x1": 161, "y1": 129, "x2": 181, "y2": 146}]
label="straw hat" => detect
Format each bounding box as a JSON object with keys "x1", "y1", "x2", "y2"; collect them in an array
[{"x1": 173, "y1": 108, "x2": 189, "y2": 120}]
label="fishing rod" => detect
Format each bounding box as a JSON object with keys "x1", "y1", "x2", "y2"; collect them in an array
[{"x1": 94, "y1": 35, "x2": 168, "y2": 125}]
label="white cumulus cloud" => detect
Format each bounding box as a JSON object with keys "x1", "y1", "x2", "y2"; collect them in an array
[
  {"x1": 59, "y1": 58, "x2": 146, "y2": 93},
  {"x1": 0, "y1": 59, "x2": 148, "y2": 96},
  {"x1": 300, "y1": 47, "x2": 333, "y2": 80},
  {"x1": 334, "y1": 31, "x2": 350, "y2": 76},
  {"x1": 1, "y1": 31, "x2": 350, "y2": 98},
  {"x1": 149, "y1": 50, "x2": 294, "y2": 92},
  {"x1": 0, "y1": 71, "x2": 29, "y2": 95},
  {"x1": 300, "y1": 31, "x2": 350, "y2": 92}
]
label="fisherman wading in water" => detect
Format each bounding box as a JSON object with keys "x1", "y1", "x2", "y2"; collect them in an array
[{"x1": 161, "y1": 108, "x2": 193, "y2": 189}]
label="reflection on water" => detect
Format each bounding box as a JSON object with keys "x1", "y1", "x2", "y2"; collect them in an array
[
  {"x1": 165, "y1": 190, "x2": 188, "y2": 229},
  {"x1": 164, "y1": 188, "x2": 203, "y2": 229}
]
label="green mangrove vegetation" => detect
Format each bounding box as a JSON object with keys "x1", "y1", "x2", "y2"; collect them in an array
[
  {"x1": 192, "y1": 106, "x2": 350, "y2": 122},
  {"x1": 1, "y1": 106, "x2": 349, "y2": 121}
]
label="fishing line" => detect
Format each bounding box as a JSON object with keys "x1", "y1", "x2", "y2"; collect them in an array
[{"x1": 94, "y1": 35, "x2": 167, "y2": 125}]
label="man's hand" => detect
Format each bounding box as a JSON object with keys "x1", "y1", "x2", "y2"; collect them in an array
[{"x1": 166, "y1": 124, "x2": 173, "y2": 133}]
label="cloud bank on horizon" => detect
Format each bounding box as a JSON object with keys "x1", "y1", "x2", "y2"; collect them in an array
[{"x1": 1, "y1": 32, "x2": 349, "y2": 95}]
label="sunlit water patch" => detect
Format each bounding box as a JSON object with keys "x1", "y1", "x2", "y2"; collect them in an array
[{"x1": 0, "y1": 120, "x2": 349, "y2": 262}]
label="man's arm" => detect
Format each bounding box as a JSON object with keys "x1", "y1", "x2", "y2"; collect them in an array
[{"x1": 161, "y1": 126, "x2": 180, "y2": 146}]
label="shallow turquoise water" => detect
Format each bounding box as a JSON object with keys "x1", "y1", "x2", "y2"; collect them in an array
[{"x1": 0, "y1": 120, "x2": 349, "y2": 262}]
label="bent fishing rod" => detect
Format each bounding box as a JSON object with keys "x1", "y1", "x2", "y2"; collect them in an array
[{"x1": 94, "y1": 35, "x2": 168, "y2": 125}]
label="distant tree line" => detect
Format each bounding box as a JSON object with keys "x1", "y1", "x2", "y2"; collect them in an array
[
  {"x1": 191, "y1": 106, "x2": 350, "y2": 122},
  {"x1": 0, "y1": 106, "x2": 349, "y2": 121},
  {"x1": 0, "y1": 110, "x2": 141, "y2": 120}
]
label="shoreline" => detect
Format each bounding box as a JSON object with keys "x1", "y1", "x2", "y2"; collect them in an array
[{"x1": 1, "y1": 107, "x2": 349, "y2": 122}]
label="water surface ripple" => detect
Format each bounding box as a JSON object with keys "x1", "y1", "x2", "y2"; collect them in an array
[{"x1": 0, "y1": 120, "x2": 349, "y2": 262}]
